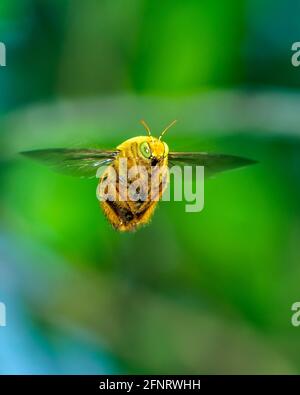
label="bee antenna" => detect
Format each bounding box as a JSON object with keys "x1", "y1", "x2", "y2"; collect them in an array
[
  {"x1": 140, "y1": 119, "x2": 151, "y2": 137},
  {"x1": 159, "y1": 120, "x2": 177, "y2": 141}
]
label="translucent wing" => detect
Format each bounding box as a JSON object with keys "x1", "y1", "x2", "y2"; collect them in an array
[
  {"x1": 21, "y1": 148, "x2": 118, "y2": 178},
  {"x1": 168, "y1": 152, "x2": 257, "y2": 177}
]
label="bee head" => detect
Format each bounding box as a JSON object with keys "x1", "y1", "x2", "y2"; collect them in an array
[
  {"x1": 138, "y1": 120, "x2": 177, "y2": 164},
  {"x1": 140, "y1": 136, "x2": 169, "y2": 165},
  {"x1": 116, "y1": 120, "x2": 176, "y2": 165}
]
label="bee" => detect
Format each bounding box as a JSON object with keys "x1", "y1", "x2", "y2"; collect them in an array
[{"x1": 21, "y1": 120, "x2": 256, "y2": 232}]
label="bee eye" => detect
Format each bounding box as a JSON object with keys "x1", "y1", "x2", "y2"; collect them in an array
[{"x1": 140, "y1": 142, "x2": 151, "y2": 159}]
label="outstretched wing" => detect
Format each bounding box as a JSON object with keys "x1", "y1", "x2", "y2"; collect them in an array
[
  {"x1": 21, "y1": 148, "x2": 118, "y2": 178},
  {"x1": 168, "y1": 152, "x2": 257, "y2": 177}
]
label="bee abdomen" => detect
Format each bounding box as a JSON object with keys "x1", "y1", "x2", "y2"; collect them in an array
[
  {"x1": 101, "y1": 199, "x2": 156, "y2": 232},
  {"x1": 105, "y1": 201, "x2": 134, "y2": 223}
]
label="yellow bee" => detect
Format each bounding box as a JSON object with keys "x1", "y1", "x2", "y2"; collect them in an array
[{"x1": 22, "y1": 120, "x2": 256, "y2": 232}]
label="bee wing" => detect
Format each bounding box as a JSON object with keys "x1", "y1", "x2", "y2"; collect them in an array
[
  {"x1": 21, "y1": 148, "x2": 118, "y2": 178},
  {"x1": 168, "y1": 152, "x2": 257, "y2": 177}
]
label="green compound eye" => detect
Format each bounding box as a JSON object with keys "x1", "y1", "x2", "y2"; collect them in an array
[{"x1": 140, "y1": 141, "x2": 151, "y2": 159}]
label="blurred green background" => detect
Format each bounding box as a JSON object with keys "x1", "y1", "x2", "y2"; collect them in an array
[{"x1": 1, "y1": 0, "x2": 300, "y2": 374}]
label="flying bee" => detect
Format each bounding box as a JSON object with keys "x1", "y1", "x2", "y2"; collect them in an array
[{"x1": 21, "y1": 120, "x2": 256, "y2": 232}]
